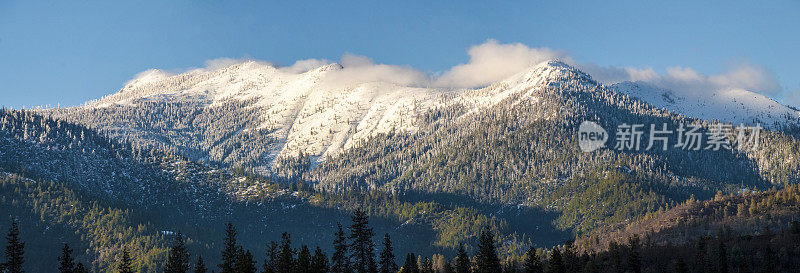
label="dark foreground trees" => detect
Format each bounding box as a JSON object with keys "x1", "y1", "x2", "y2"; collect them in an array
[
  {"x1": 27, "y1": 213, "x2": 800, "y2": 273},
  {"x1": 3, "y1": 221, "x2": 25, "y2": 273}
]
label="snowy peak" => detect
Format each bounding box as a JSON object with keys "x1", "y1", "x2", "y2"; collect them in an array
[
  {"x1": 46, "y1": 59, "x2": 798, "y2": 170},
  {"x1": 613, "y1": 81, "x2": 800, "y2": 127},
  {"x1": 458, "y1": 60, "x2": 595, "y2": 107}
]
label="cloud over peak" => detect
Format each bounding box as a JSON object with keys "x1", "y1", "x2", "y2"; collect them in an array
[{"x1": 128, "y1": 39, "x2": 790, "y2": 105}]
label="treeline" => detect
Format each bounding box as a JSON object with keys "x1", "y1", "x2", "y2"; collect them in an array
[{"x1": 5, "y1": 210, "x2": 799, "y2": 273}]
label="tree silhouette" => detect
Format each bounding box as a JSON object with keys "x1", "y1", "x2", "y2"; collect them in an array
[
  {"x1": 194, "y1": 256, "x2": 207, "y2": 273},
  {"x1": 219, "y1": 223, "x2": 238, "y2": 273},
  {"x1": 57, "y1": 243, "x2": 75, "y2": 273},
  {"x1": 3, "y1": 222, "x2": 25, "y2": 273},
  {"x1": 348, "y1": 209, "x2": 376, "y2": 273},
  {"x1": 474, "y1": 226, "x2": 500, "y2": 273},
  {"x1": 522, "y1": 246, "x2": 542, "y2": 273},
  {"x1": 378, "y1": 234, "x2": 397, "y2": 273},
  {"x1": 117, "y1": 247, "x2": 134, "y2": 273},
  {"x1": 331, "y1": 223, "x2": 350, "y2": 273},
  {"x1": 164, "y1": 231, "x2": 191, "y2": 273},
  {"x1": 455, "y1": 244, "x2": 470, "y2": 273}
]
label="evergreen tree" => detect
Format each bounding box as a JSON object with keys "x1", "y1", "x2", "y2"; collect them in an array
[
  {"x1": 455, "y1": 244, "x2": 470, "y2": 273},
  {"x1": 58, "y1": 243, "x2": 75, "y2": 273},
  {"x1": 3, "y1": 221, "x2": 25, "y2": 273},
  {"x1": 295, "y1": 245, "x2": 312, "y2": 273},
  {"x1": 608, "y1": 242, "x2": 622, "y2": 273},
  {"x1": 194, "y1": 256, "x2": 207, "y2": 273},
  {"x1": 561, "y1": 241, "x2": 577, "y2": 273},
  {"x1": 474, "y1": 226, "x2": 500, "y2": 273},
  {"x1": 420, "y1": 258, "x2": 434, "y2": 273},
  {"x1": 117, "y1": 247, "x2": 134, "y2": 273},
  {"x1": 219, "y1": 222, "x2": 238, "y2": 273},
  {"x1": 545, "y1": 247, "x2": 564, "y2": 273},
  {"x1": 443, "y1": 260, "x2": 455, "y2": 273},
  {"x1": 263, "y1": 241, "x2": 279, "y2": 273},
  {"x1": 378, "y1": 234, "x2": 397, "y2": 273},
  {"x1": 74, "y1": 262, "x2": 88, "y2": 273},
  {"x1": 164, "y1": 231, "x2": 191, "y2": 273},
  {"x1": 760, "y1": 246, "x2": 775, "y2": 273},
  {"x1": 693, "y1": 237, "x2": 708, "y2": 273},
  {"x1": 717, "y1": 241, "x2": 728, "y2": 273},
  {"x1": 331, "y1": 224, "x2": 350, "y2": 273},
  {"x1": 348, "y1": 210, "x2": 377, "y2": 273},
  {"x1": 401, "y1": 253, "x2": 419, "y2": 273},
  {"x1": 627, "y1": 236, "x2": 641, "y2": 273},
  {"x1": 277, "y1": 233, "x2": 295, "y2": 273},
  {"x1": 235, "y1": 248, "x2": 258, "y2": 273},
  {"x1": 310, "y1": 247, "x2": 330, "y2": 273},
  {"x1": 522, "y1": 247, "x2": 542, "y2": 273},
  {"x1": 502, "y1": 261, "x2": 518, "y2": 273}
]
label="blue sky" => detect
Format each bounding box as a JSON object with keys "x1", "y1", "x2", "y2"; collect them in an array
[{"x1": 1, "y1": 0, "x2": 798, "y2": 108}]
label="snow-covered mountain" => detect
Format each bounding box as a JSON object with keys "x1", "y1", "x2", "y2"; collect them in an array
[
  {"x1": 42, "y1": 60, "x2": 799, "y2": 171},
  {"x1": 45, "y1": 61, "x2": 460, "y2": 170},
  {"x1": 612, "y1": 81, "x2": 800, "y2": 128}
]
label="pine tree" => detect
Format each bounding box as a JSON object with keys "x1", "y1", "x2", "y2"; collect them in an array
[
  {"x1": 310, "y1": 247, "x2": 330, "y2": 273},
  {"x1": 420, "y1": 258, "x2": 434, "y2": 273},
  {"x1": 164, "y1": 231, "x2": 191, "y2": 273},
  {"x1": 117, "y1": 247, "x2": 134, "y2": 273},
  {"x1": 627, "y1": 236, "x2": 641, "y2": 273},
  {"x1": 455, "y1": 244, "x2": 470, "y2": 273},
  {"x1": 608, "y1": 242, "x2": 622, "y2": 273},
  {"x1": 760, "y1": 246, "x2": 775, "y2": 273},
  {"x1": 3, "y1": 221, "x2": 25, "y2": 273},
  {"x1": 331, "y1": 224, "x2": 350, "y2": 273},
  {"x1": 561, "y1": 241, "x2": 577, "y2": 273},
  {"x1": 348, "y1": 210, "x2": 377, "y2": 273},
  {"x1": 235, "y1": 247, "x2": 257, "y2": 273},
  {"x1": 443, "y1": 260, "x2": 455, "y2": 273},
  {"x1": 545, "y1": 247, "x2": 564, "y2": 273},
  {"x1": 693, "y1": 237, "x2": 708, "y2": 273},
  {"x1": 277, "y1": 233, "x2": 295, "y2": 273},
  {"x1": 74, "y1": 262, "x2": 88, "y2": 273},
  {"x1": 219, "y1": 222, "x2": 238, "y2": 273},
  {"x1": 717, "y1": 241, "x2": 728, "y2": 273},
  {"x1": 474, "y1": 226, "x2": 500, "y2": 273},
  {"x1": 378, "y1": 234, "x2": 397, "y2": 273},
  {"x1": 401, "y1": 253, "x2": 419, "y2": 273},
  {"x1": 295, "y1": 245, "x2": 311, "y2": 273},
  {"x1": 58, "y1": 243, "x2": 75, "y2": 273},
  {"x1": 263, "y1": 241, "x2": 279, "y2": 273},
  {"x1": 194, "y1": 256, "x2": 207, "y2": 273},
  {"x1": 522, "y1": 247, "x2": 542, "y2": 273}
]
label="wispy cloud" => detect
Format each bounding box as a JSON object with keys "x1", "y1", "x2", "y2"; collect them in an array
[
  {"x1": 434, "y1": 39, "x2": 571, "y2": 88},
  {"x1": 128, "y1": 40, "x2": 792, "y2": 104}
]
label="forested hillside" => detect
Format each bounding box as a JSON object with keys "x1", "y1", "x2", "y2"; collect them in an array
[
  {"x1": 0, "y1": 108, "x2": 561, "y2": 272},
  {"x1": 306, "y1": 61, "x2": 800, "y2": 235}
]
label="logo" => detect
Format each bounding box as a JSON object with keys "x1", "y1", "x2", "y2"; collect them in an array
[{"x1": 578, "y1": 121, "x2": 608, "y2": 152}]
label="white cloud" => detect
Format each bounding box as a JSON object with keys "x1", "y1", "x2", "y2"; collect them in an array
[
  {"x1": 586, "y1": 61, "x2": 782, "y2": 97},
  {"x1": 126, "y1": 40, "x2": 788, "y2": 104},
  {"x1": 320, "y1": 53, "x2": 431, "y2": 87},
  {"x1": 280, "y1": 58, "x2": 331, "y2": 73},
  {"x1": 203, "y1": 58, "x2": 259, "y2": 71},
  {"x1": 434, "y1": 39, "x2": 571, "y2": 88}
]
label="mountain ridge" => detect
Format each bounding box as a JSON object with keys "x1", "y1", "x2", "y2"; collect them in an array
[{"x1": 40, "y1": 60, "x2": 799, "y2": 172}]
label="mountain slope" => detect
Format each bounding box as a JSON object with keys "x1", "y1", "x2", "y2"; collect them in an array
[
  {"x1": 612, "y1": 81, "x2": 800, "y2": 129},
  {"x1": 2, "y1": 108, "x2": 566, "y2": 271},
  {"x1": 43, "y1": 60, "x2": 800, "y2": 173},
  {"x1": 307, "y1": 61, "x2": 800, "y2": 235},
  {"x1": 44, "y1": 61, "x2": 454, "y2": 171}
]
